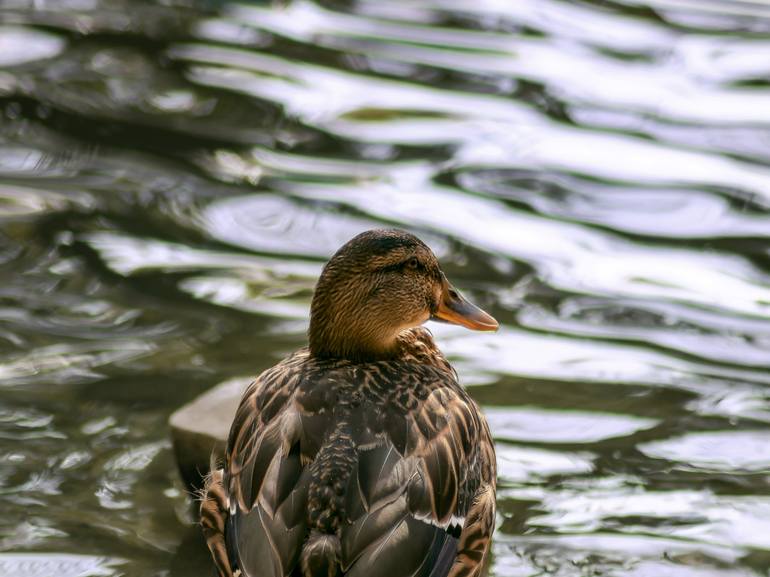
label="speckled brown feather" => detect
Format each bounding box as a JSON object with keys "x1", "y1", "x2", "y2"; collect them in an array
[
  {"x1": 201, "y1": 327, "x2": 496, "y2": 577},
  {"x1": 199, "y1": 468, "x2": 232, "y2": 577}
]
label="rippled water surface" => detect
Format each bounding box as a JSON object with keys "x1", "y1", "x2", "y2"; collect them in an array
[{"x1": 2, "y1": 0, "x2": 770, "y2": 575}]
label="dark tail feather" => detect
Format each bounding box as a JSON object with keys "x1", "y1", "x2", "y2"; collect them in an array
[
  {"x1": 428, "y1": 534, "x2": 459, "y2": 577},
  {"x1": 299, "y1": 530, "x2": 341, "y2": 577}
]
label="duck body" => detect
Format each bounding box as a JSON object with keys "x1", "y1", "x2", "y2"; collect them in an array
[{"x1": 200, "y1": 230, "x2": 497, "y2": 577}]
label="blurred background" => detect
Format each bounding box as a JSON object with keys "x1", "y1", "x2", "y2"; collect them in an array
[{"x1": 2, "y1": 0, "x2": 770, "y2": 575}]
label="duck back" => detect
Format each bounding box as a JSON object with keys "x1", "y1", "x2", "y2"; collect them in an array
[{"x1": 205, "y1": 329, "x2": 496, "y2": 577}]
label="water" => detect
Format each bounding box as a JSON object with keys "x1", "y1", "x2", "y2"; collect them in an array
[{"x1": 1, "y1": 0, "x2": 770, "y2": 575}]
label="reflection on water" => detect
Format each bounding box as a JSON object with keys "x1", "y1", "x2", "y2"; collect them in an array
[
  {"x1": 0, "y1": 553, "x2": 124, "y2": 577},
  {"x1": 1, "y1": 0, "x2": 770, "y2": 575},
  {"x1": 639, "y1": 431, "x2": 770, "y2": 472}
]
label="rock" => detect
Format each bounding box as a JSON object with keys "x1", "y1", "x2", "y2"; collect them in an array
[{"x1": 169, "y1": 376, "x2": 251, "y2": 491}]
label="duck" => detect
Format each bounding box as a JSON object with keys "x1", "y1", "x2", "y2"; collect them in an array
[{"x1": 200, "y1": 229, "x2": 498, "y2": 577}]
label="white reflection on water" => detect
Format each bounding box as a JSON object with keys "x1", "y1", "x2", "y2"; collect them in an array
[
  {"x1": 686, "y1": 388, "x2": 770, "y2": 424},
  {"x1": 638, "y1": 430, "x2": 770, "y2": 472},
  {"x1": 85, "y1": 232, "x2": 320, "y2": 319},
  {"x1": 200, "y1": 193, "x2": 451, "y2": 259},
  {"x1": 97, "y1": 441, "x2": 168, "y2": 510},
  {"x1": 530, "y1": 488, "x2": 770, "y2": 550},
  {"x1": 486, "y1": 406, "x2": 658, "y2": 444},
  {"x1": 456, "y1": 128, "x2": 770, "y2": 201},
  {"x1": 0, "y1": 147, "x2": 50, "y2": 175},
  {"x1": 105, "y1": 441, "x2": 166, "y2": 472},
  {"x1": 0, "y1": 341, "x2": 156, "y2": 386},
  {"x1": 227, "y1": 0, "x2": 674, "y2": 54},
  {"x1": 496, "y1": 445, "x2": 594, "y2": 484},
  {"x1": 84, "y1": 232, "x2": 320, "y2": 276},
  {"x1": 518, "y1": 305, "x2": 770, "y2": 368},
  {"x1": 0, "y1": 27, "x2": 66, "y2": 67},
  {"x1": 181, "y1": 275, "x2": 311, "y2": 319},
  {"x1": 200, "y1": 193, "x2": 387, "y2": 257},
  {"x1": 0, "y1": 185, "x2": 93, "y2": 218},
  {"x1": 0, "y1": 553, "x2": 123, "y2": 577}
]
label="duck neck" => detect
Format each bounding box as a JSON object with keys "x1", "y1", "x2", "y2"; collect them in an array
[
  {"x1": 308, "y1": 286, "x2": 405, "y2": 361},
  {"x1": 308, "y1": 314, "x2": 401, "y2": 362}
]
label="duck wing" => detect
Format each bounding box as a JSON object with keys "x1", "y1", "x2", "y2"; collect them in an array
[
  {"x1": 222, "y1": 352, "x2": 311, "y2": 577},
  {"x1": 339, "y1": 365, "x2": 495, "y2": 577}
]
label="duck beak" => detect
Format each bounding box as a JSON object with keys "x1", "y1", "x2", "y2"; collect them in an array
[{"x1": 432, "y1": 276, "x2": 499, "y2": 332}]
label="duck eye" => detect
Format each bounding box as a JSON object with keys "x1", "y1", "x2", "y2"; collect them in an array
[{"x1": 405, "y1": 257, "x2": 420, "y2": 270}]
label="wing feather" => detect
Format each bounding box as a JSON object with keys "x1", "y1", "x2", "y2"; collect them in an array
[
  {"x1": 341, "y1": 364, "x2": 495, "y2": 577},
  {"x1": 223, "y1": 353, "x2": 313, "y2": 577}
]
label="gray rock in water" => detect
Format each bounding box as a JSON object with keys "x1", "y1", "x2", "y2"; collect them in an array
[{"x1": 169, "y1": 376, "x2": 251, "y2": 491}]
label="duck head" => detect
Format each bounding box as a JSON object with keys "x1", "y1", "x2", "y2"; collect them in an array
[{"x1": 308, "y1": 229, "x2": 498, "y2": 361}]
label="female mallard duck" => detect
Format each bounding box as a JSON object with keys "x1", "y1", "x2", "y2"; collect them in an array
[{"x1": 200, "y1": 229, "x2": 498, "y2": 577}]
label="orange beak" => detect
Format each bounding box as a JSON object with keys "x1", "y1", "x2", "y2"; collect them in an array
[{"x1": 432, "y1": 276, "x2": 498, "y2": 332}]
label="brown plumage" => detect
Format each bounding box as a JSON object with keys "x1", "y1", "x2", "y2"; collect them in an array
[{"x1": 200, "y1": 229, "x2": 498, "y2": 577}]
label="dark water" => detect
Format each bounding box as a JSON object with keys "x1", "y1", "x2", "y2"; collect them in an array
[{"x1": 2, "y1": 0, "x2": 770, "y2": 575}]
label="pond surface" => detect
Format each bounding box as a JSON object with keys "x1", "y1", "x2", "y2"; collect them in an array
[{"x1": 2, "y1": 0, "x2": 770, "y2": 575}]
